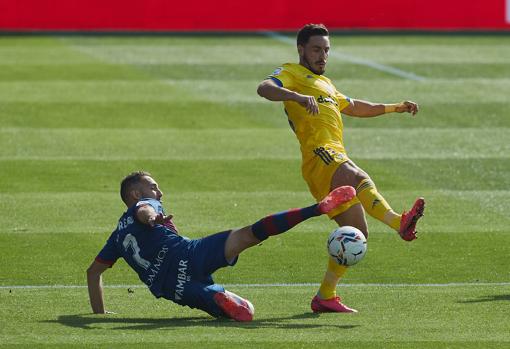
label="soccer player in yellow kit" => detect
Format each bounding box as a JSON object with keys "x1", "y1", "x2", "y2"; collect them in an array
[{"x1": 257, "y1": 24, "x2": 425, "y2": 313}]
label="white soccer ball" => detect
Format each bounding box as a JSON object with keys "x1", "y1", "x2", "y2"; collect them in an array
[{"x1": 327, "y1": 226, "x2": 367, "y2": 266}]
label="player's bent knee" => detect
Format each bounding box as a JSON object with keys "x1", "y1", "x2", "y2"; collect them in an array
[
  {"x1": 333, "y1": 161, "x2": 368, "y2": 188},
  {"x1": 354, "y1": 172, "x2": 370, "y2": 186}
]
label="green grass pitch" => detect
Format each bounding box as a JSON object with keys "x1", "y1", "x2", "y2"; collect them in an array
[{"x1": 0, "y1": 33, "x2": 509, "y2": 348}]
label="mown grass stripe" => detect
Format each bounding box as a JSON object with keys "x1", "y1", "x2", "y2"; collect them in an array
[
  {"x1": 63, "y1": 40, "x2": 510, "y2": 64},
  {"x1": 2, "y1": 101, "x2": 510, "y2": 129},
  {"x1": 1, "y1": 127, "x2": 508, "y2": 160},
  {"x1": 2, "y1": 79, "x2": 510, "y2": 103}
]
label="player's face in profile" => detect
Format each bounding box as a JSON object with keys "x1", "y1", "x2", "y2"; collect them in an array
[
  {"x1": 137, "y1": 176, "x2": 163, "y2": 201},
  {"x1": 299, "y1": 35, "x2": 330, "y2": 75}
]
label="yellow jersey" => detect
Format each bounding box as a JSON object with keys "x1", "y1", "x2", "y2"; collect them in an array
[
  {"x1": 269, "y1": 63, "x2": 351, "y2": 164},
  {"x1": 268, "y1": 63, "x2": 359, "y2": 215}
]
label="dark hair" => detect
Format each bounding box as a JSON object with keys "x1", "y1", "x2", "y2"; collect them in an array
[
  {"x1": 297, "y1": 23, "x2": 329, "y2": 46},
  {"x1": 120, "y1": 171, "x2": 151, "y2": 205}
]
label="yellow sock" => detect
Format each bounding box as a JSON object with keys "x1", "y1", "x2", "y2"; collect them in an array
[
  {"x1": 318, "y1": 257, "x2": 348, "y2": 299},
  {"x1": 356, "y1": 179, "x2": 401, "y2": 230}
]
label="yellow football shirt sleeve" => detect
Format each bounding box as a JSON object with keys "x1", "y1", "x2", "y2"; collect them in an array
[
  {"x1": 335, "y1": 90, "x2": 352, "y2": 112},
  {"x1": 268, "y1": 67, "x2": 296, "y2": 90}
]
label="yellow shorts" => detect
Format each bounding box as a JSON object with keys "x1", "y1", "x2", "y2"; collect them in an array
[{"x1": 302, "y1": 147, "x2": 360, "y2": 219}]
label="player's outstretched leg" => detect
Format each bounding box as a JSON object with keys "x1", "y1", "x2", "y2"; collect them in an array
[
  {"x1": 223, "y1": 186, "x2": 356, "y2": 272},
  {"x1": 251, "y1": 186, "x2": 355, "y2": 241},
  {"x1": 399, "y1": 198, "x2": 425, "y2": 241},
  {"x1": 213, "y1": 290, "x2": 255, "y2": 322}
]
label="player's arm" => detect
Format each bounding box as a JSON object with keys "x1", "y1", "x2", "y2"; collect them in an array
[
  {"x1": 342, "y1": 99, "x2": 419, "y2": 117},
  {"x1": 136, "y1": 204, "x2": 173, "y2": 227},
  {"x1": 86, "y1": 260, "x2": 112, "y2": 314},
  {"x1": 257, "y1": 79, "x2": 319, "y2": 115}
]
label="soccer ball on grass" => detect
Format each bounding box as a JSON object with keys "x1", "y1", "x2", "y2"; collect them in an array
[{"x1": 327, "y1": 226, "x2": 367, "y2": 266}]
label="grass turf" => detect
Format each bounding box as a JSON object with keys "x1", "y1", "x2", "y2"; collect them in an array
[{"x1": 0, "y1": 33, "x2": 509, "y2": 348}]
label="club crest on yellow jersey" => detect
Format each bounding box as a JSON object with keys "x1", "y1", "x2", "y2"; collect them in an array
[{"x1": 272, "y1": 67, "x2": 283, "y2": 76}]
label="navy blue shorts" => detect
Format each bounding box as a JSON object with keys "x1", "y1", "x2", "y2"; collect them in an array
[
  {"x1": 165, "y1": 230, "x2": 238, "y2": 317},
  {"x1": 189, "y1": 230, "x2": 238, "y2": 278}
]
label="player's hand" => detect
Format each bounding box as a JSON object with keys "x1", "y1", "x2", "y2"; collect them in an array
[
  {"x1": 294, "y1": 93, "x2": 319, "y2": 115},
  {"x1": 396, "y1": 101, "x2": 419, "y2": 116},
  {"x1": 148, "y1": 213, "x2": 174, "y2": 227}
]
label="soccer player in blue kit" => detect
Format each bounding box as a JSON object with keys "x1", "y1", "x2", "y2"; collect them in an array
[{"x1": 87, "y1": 171, "x2": 356, "y2": 321}]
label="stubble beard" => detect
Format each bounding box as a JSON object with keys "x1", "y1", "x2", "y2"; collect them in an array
[{"x1": 301, "y1": 54, "x2": 325, "y2": 75}]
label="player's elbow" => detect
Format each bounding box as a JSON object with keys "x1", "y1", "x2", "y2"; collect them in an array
[
  {"x1": 87, "y1": 267, "x2": 103, "y2": 287},
  {"x1": 86, "y1": 266, "x2": 96, "y2": 278},
  {"x1": 87, "y1": 261, "x2": 105, "y2": 277},
  {"x1": 256, "y1": 83, "x2": 266, "y2": 98},
  {"x1": 257, "y1": 80, "x2": 273, "y2": 98}
]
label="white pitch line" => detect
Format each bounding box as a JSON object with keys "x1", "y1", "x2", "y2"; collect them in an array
[
  {"x1": 263, "y1": 31, "x2": 427, "y2": 82},
  {"x1": 2, "y1": 282, "x2": 510, "y2": 290}
]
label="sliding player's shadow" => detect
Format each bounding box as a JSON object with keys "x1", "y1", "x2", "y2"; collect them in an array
[
  {"x1": 458, "y1": 294, "x2": 510, "y2": 303},
  {"x1": 47, "y1": 313, "x2": 360, "y2": 331}
]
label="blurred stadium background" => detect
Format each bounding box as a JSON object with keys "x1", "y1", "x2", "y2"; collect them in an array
[{"x1": 1, "y1": 0, "x2": 509, "y2": 32}]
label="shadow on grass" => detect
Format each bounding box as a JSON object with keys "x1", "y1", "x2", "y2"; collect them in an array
[
  {"x1": 458, "y1": 294, "x2": 510, "y2": 303},
  {"x1": 44, "y1": 312, "x2": 360, "y2": 331}
]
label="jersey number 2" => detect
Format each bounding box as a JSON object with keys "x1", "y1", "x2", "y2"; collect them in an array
[{"x1": 123, "y1": 234, "x2": 151, "y2": 270}]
